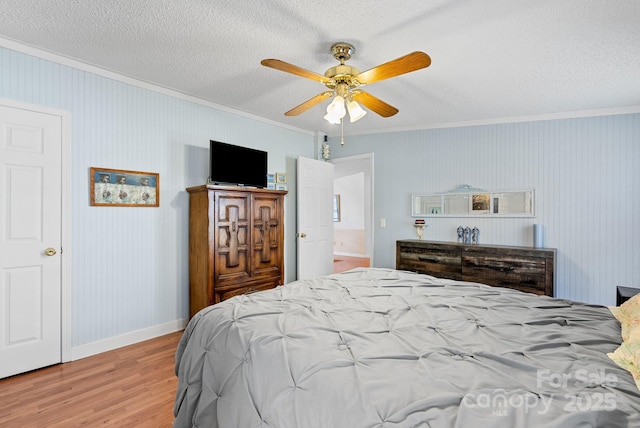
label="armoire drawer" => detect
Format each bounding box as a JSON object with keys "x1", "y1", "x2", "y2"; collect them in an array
[{"x1": 215, "y1": 279, "x2": 280, "y2": 303}]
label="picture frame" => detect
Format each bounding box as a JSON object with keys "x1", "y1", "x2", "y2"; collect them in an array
[
  {"x1": 267, "y1": 183, "x2": 276, "y2": 190},
  {"x1": 276, "y1": 184, "x2": 288, "y2": 191},
  {"x1": 266, "y1": 173, "x2": 275, "y2": 184},
  {"x1": 333, "y1": 194, "x2": 341, "y2": 222},
  {"x1": 275, "y1": 172, "x2": 287, "y2": 184},
  {"x1": 471, "y1": 193, "x2": 490, "y2": 212},
  {"x1": 90, "y1": 167, "x2": 159, "y2": 207}
]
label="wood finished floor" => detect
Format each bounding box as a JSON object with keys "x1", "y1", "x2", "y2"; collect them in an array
[
  {"x1": 0, "y1": 262, "x2": 368, "y2": 427},
  {"x1": 333, "y1": 255, "x2": 370, "y2": 273},
  {"x1": 0, "y1": 330, "x2": 183, "y2": 428}
]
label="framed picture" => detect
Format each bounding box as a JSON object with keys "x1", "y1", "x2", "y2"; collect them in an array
[
  {"x1": 333, "y1": 194, "x2": 341, "y2": 222},
  {"x1": 267, "y1": 183, "x2": 276, "y2": 190},
  {"x1": 90, "y1": 167, "x2": 159, "y2": 207},
  {"x1": 275, "y1": 172, "x2": 287, "y2": 184},
  {"x1": 471, "y1": 193, "x2": 490, "y2": 212},
  {"x1": 266, "y1": 173, "x2": 275, "y2": 184},
  {"x1": 276, "y1": 184, "x2": 288, "y2": 191}
]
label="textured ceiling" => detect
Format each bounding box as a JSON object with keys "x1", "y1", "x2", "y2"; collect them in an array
[{"x1": 1, "y1": 0, "x2": 639, "y2": 136}]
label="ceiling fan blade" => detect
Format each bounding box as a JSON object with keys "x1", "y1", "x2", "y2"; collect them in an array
[
  {"x1": 261, "y1": 59, "x2": 332, "y2": 84},
  {"x1": 285, "y1": 91, "x2": 333, "y2": 116},
  {"x1": 356, "y1": 51, "x2": 431, "y2": 85},
  {"x1": 352, "y1": 91, "x2": 398, "y2": 117}
]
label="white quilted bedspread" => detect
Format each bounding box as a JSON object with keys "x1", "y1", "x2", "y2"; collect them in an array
[{"x1": 173, "y1": 268, "x2": 640, "y2": 428}]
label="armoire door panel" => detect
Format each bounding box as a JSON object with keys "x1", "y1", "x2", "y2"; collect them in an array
[
  {"x1": 252, "y1": 194, "x2": 283, "y2": 278},
  {"x1": 214, "y1": 192, "x2": 250, "y2": 282}
]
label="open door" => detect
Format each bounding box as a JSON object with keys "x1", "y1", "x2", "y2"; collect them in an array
[{"x1": 296, "y1": 157, "x2": 334, "y2": 280}]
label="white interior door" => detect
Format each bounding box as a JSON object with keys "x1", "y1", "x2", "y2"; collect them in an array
[
  {"x1": 296, "y1": 156, "x2": 334, "y2": 280},
  {"x1": 0, "y1": 104, "x2": 62, "y2": 378}
]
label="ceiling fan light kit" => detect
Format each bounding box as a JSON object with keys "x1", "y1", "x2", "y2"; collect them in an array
[
  {"x1": 261, "y1": 42, "x2": 431, "y2": 139},
  {"x1": 324, "y1": 95, "x2": 346, "y2": 124},
  {"x1": 346, "y1": 99, "x2": 367, "y2": 123}
]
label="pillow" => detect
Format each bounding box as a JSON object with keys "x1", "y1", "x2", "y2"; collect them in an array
[
  {"x1": 608, "y1": 294, "x2": 640, "y2": 390},
  {"x1": 609, "y1": 293, "x2": 640, "y2": 341},
  {"x1": 608, "y1": 339, "x2": 640, "y2": 391}
]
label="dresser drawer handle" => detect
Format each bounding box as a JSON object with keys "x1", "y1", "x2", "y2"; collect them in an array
[
  {"x1": 490, "y1": 266, "x2": 515, "y2": 272},
  {"x1": 418, "y1": 257, "x2": 440, "y2": 263}
]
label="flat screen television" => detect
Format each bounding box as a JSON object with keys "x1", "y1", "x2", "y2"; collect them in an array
[{"x1": 209, "y1": 140, "x2": 268, "y2": 188}]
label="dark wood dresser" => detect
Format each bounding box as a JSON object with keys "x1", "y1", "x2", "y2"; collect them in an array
[
  {"x1": 396, "y1": 240, "x2": 556, "y2": 296},
  {"x1": 187, "y1": 185, "x2": 287, "y2": 317}
]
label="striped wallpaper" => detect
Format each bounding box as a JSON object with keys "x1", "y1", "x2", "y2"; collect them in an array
[
  {"x1": 1, "y1": 40, "x2": 639, "y2": 355},
  {"x1": 0, "y1": 45, "x2": 314, "y2": 349},
  {"x1": 333, "y1": 113, "x2": 640, "y2": 306}
]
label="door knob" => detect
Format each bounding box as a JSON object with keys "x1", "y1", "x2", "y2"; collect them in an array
[
  {"x1": 299, "y1": 233, "x2": 307, "y2": 238},
  {"x1": 44, "y1": 247, "x2": 57, "y2": 256}
]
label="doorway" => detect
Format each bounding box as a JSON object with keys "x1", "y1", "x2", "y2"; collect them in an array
[{"x1": 331, "y1": 153, "x2": 373, "y2": 273}]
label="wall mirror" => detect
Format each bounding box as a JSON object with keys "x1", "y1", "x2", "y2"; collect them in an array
[{"x1": 412, "y1": 186, "x2": 534, "y2": 217}]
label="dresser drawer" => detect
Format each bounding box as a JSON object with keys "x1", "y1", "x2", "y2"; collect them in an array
[
  {"x1": 215, "y1": 279, "x2": 279, "y2": 303},
  {"x1": 397, "y1": 243, "x2": 461, "y2": 280},
  {"x1": 396, "y1": 240, "x2": 555, "y2": 297},
  {"x1": 462, "y1": 254, "x2": 547, "y2": 294}
]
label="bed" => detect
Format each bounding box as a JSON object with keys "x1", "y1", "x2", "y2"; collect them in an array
[{"x1": 173, "y1": 268, "x2": 640, "y2": 427}]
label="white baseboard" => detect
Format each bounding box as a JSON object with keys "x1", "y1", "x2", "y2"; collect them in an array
[
  {"x1": 334, "y1": 251, "x2": 369, "y2": 258},
  {"x1": 70, "y1": 318, "x2": 188, "y2": 361}
]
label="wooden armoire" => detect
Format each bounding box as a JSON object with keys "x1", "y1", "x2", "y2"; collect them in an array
[{"x1": 187, "y1": 184, "x2": 287, "y2": 317}]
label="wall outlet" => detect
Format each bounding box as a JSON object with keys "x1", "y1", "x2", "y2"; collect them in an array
[{"x1": 380, "y1": 218, "x2": 386, "y2": 228}]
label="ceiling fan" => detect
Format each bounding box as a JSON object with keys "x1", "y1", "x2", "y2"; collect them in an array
[{"x1": 261, "y1": 42, "x2": 431, "y2": 124}]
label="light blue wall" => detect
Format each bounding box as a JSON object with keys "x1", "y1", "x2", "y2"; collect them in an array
[
  {"x1": 0, "y1": 46, "x2": 314, "y2": 347},
  {"x1": 3, "y1": 42, "x2": 638, "y2": 352},
  {"x1": 331, "y1": 114, "x2": 640, "y2": 306}
]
